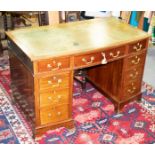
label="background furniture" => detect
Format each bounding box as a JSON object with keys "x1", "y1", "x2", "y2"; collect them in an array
[
  {"x1": 59, "y1": 11, "x2": 81, "y2": 23},
  {"x1": 120, "y1": 11, "x2": 131, "y2": 23},
  {"x1": 0, "y1": 11, "x2": 48, "y2": 56},
  {"x1": 2, "y1": 11, "x2": 48, "y2": 30}
]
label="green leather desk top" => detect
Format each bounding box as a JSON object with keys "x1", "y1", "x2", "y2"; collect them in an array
[{"x1": 6, "y1": 17, "x2": 150, "y2": 61}]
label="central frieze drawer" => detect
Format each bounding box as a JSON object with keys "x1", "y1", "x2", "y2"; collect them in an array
[
  {"x1": 40, "y1": 104, "x2": 69, "y2": 125},
  {"x1": 40, "y1": 89, "x2": 70, "y2": 107},
  {"x1": 39, "y1": 73, "x2": 70, "y2": 92},
  {"x1": 74, "y1": 46, "x2": 125, "y2": 68},
  {"x1": 37, "y1": 57, "x2": 70, "y2": 73}
]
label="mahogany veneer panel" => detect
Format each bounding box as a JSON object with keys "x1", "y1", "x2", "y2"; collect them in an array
[{"x1": 87, "y1": 59, "x2": 124, "y2": 101}]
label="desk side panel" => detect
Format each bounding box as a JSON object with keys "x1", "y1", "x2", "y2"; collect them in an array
[
  {"x1": 7, "y1": 38, "x2": 33, "y2": 73},
  {"x1": 9, "y1": 51, "x2": 35, "y2": 134}
]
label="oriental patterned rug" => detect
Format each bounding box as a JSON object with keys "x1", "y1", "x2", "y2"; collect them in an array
[{"x1": 0, "y1": 57, "x2": 155, "y2": 144}]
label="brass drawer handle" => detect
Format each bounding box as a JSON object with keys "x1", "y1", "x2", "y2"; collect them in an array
[
  {"x1": 57, "y1": 95, "x2": 62, "y2": 99},
  {"x1": 48, "y1": 96, "x2": 52, "y2": 100},
  {"x1": 47, "y1": 62, "x2": 62, "y2": 70},
  {"x1": 110, "y1": 51, "x2": 120, "y2": 58},
  {"x1": 133, "y1": 43, "x2": 142, "y2": 52},
  {"x1": 52, "y1": 79, "x2": 62, "y2": 87},
  {"x1": 82, "y1": 56, "x2": 95, "y2": 64},
  {"x1": 48, "y1": 113, "x2": 52, "y2": 117},
  {"x1": 129, "y1": 71, "x2": 139, "y2": 79},
  {"x1": 56, "y1": 79, "x2": 62, "y2": 83},
  {"x1": 48, "y1": 80, "x2": 52, "y2": 84},
  {"x1": 127, "y1": 87, "x2": 136, "y2": 94},
  {"x1": 47, "y1": 95, "x2": 62, "y2": 103},
  {"x1": 57, "y1": 112, "x2": 61, "y2": 116},
  {"x1": 101, "y1": 52, "x2": 107, "y2": 64},
  {"x1": 53, "y1": 76, "x2": 57, "y2": 80},
  {"x1": 48, "y1": 78, "x2": 62, "y2": 86},
  {"x1": 53, "y1": 95, "x2": 62, "y2": 103},
  {"x1": 47, "y1": 64, "x2": 52, "y2": 68},
  {"x1": 131, "y1": 56, "x2": 140, "y2": 65},
  {"x1": 127, "y1": 83, "x2": 136, "y2": 94}
]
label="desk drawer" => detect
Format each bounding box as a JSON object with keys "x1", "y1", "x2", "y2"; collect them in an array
[
  {"x1": 107, "y1": 46, "x2": 125, "y2": 60},
  {"x1": 40, "y1": 89, "x2": 70, "y2": 107},
  {"x1": 74, "y1": 46, "x2": 125, "y2": 68},
  {"x1": 124, "y1": 65, "x2": 144, "y2": 82},
  {"x1": 37, "y1": 57, "x2": 70, "y2": 72},
  {"x1": 39, "y1": 73, "x2": 70, "y2": 92},
  {"x1": 126, "y1": 52, "x2": 146, "y2": 68},
  {"x1": 40, "y1": 104, "x2": 69, "y2": 125},
  {"x1": 129, "y1": 39, "x2": 147, "y2": 53},
  {"x1": 74, "y1": 52, "x2": 102, "y2": 68},
  {"x1": 123, "y1": 81, "x2": 141, "y2": 99}
]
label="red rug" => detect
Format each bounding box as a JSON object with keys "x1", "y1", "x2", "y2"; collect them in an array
[{"x1": 0, "y1": 57, "x2": 155, "y2": 144}]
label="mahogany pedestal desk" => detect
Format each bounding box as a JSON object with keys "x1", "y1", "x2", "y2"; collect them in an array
[{"x1": 6, "y1": 17, "x2": 150, "y2": 138}]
